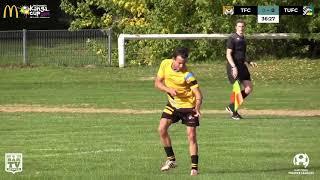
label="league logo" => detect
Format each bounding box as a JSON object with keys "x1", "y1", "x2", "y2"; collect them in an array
[
  {"x1": 293, "y1": 153, "x2": 309, "y2": 168},
  {"x1": 5, "y1": 153, "x2": 23, "y2": 174}
]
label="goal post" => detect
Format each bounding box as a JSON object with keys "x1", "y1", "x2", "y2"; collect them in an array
[{"x1": 118, "y1": 33, "x2": 299, "y2": 68}]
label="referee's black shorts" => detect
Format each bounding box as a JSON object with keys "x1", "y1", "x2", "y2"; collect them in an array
[{"x1": 226, "y1": 62, "x2": 251, "y2": 84}]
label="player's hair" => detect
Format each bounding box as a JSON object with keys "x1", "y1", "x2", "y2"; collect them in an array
[
  {"x1": 235, "y1": 19, "x2": 246, "y2": 26},
  {"x1": 172, "y1": 47, "x2": 189, "y2": 59}
]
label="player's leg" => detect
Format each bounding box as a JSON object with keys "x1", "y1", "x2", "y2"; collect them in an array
[
  {"x1": 181, "y1": 109, "x2": 199, "y2": 175},
  {"x1": 159, "y1": 105, "x2": 178, "y2": 171},
  {"x1": 158, "y1": 118, "x2": 172, "y2": 148},
  {"x1": 187, "y1": 126, "x2": 199, "y2": 176},
  {"x1": 159, "y1": 118, "x2": 177, "y2": 171}
]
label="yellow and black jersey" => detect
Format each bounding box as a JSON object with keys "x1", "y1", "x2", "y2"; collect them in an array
[{"x1": 157, "y1": 59, "x2": 199, "y2": 108}]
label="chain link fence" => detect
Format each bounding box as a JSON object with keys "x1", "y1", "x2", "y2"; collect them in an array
[{"x1": 0, "y1": 29, "x2": 112, "y2": 66}]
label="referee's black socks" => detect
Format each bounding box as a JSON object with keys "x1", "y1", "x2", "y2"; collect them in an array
[{"x1": 241, "y1": 90, "x2": 248, "y2": 99}]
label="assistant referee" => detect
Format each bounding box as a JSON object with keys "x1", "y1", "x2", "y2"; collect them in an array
[{"x1": 225, "y1": 19, "x2": 257, "y2": 120}]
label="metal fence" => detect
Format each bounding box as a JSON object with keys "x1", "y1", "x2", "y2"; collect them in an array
[{"x1": 0, "y1": 29, "x2": 112, "y2": 66}]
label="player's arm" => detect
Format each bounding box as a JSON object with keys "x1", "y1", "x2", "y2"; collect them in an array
[
  {"x1": 154, "y1": 76, "x2": 177, "y2": 97},
  {"x1": 185, "y1": 72, "x2": 202, "y2": 116},
  {"x1": 191, "y1": 87, "x2": 203, "y2": 117}
]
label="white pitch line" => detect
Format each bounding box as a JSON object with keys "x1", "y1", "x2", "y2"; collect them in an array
[
  {"x1": 1, "y1": 105, "x2": 320, "y2": 116},
  {"x1": 31, "y1": 148, "x2": 58, "y2": 151},
  {"x1": 27, "y1": 149, "x2": 123, "y2": 157}
]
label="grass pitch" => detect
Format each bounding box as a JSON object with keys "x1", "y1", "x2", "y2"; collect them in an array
[
  {"x1": 0, "y1": 59, "x2": 320, "y2": 110},
  {"x1": 0, "y1": 113, "x2": 319, "y2": 179},
  {"x1": 0, "y1": 60, "x2": 319, "y2": 179}
]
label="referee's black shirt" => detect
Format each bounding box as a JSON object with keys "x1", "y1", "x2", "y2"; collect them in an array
[{"x1": 226, "y1": 33, "x2": 246, "y2": 65}]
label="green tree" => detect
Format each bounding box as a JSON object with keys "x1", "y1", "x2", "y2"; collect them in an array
[
  {"x1": 61, "y1": 0, "x2": 320, "y2": 65},
  {"x1": 60, "y1": 0, "x2": 147, "y2": 30}
]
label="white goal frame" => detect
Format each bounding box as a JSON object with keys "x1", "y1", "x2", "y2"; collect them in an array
[{"x1": 118, "y1": 33, "x2": 299, "y2": 67}]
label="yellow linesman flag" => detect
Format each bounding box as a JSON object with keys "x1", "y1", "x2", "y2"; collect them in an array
[{"x1": 232, "y1": 80, "x2": 244, "y2": 111}]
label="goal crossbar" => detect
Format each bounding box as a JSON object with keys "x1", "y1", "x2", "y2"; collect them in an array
[{"x1": 118, "y1": 33, "x2": 300, "y2": 67}]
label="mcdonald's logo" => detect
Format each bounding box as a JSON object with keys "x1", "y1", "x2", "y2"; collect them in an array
[{"x1": 3, "y1": 5, "x2": 19, "y2": 18}]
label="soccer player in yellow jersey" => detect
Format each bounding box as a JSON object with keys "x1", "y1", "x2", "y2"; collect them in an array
[{"x1": 155, "y1": 47, "x2": 203, "y2": 176}]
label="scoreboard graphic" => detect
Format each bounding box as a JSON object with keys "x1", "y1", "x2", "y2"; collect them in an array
[
  {"x1": 223, "y1": 5, "x2": 315, "y2": 23},
  {"x1": 258, "y1": 6, "x2": 279, "y2": 23}
]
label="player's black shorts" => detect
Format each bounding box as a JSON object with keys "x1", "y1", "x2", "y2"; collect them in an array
[
  {"x1": 161, "y1": 103, "x2": 199, "y2": 127},
  {"x1": 226, "y1": 62, "x2": 251, "y2": 84}
]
